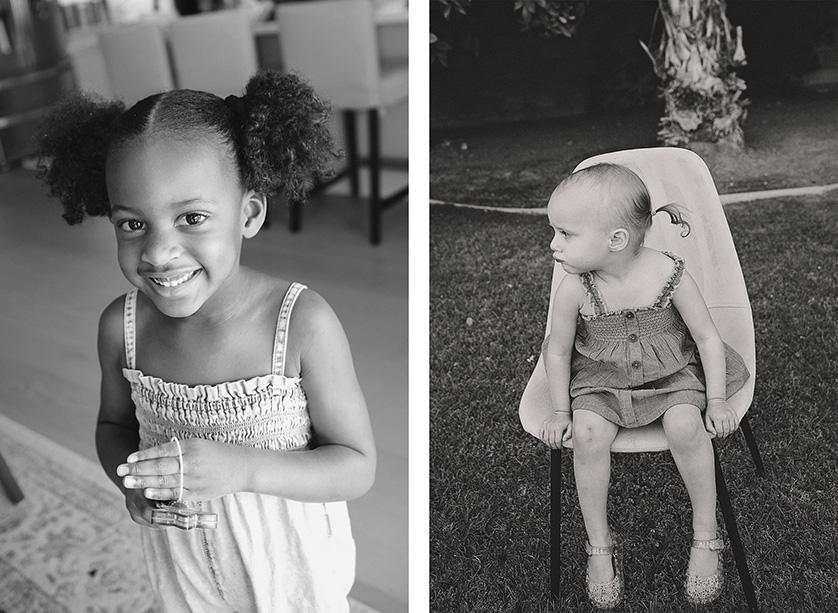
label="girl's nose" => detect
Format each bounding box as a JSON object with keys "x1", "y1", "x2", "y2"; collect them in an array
[{"x1": 141, "y1": 230, "x2": 181, "y2": 267}]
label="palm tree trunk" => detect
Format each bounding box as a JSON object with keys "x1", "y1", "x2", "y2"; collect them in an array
[{"x1": 641, "y1": 0, "x2": 748, "y2": 149}]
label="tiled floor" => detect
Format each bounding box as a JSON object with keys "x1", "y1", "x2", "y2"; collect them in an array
[{"x1": 0, "y1": 167, "x2": 408, "y2": 612}]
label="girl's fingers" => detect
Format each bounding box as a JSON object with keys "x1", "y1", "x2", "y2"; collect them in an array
[
  {"x1": 117, "y1": 456, "x2": 180, "y2": 478},
  {"x1": 125, "y1": 440, "x2": 183, "y2": 464},
  {"x1": 123, "y1": 472, "x2": 181, "y2": 491},
  {"x1": 144, "y1": 487, "x2": 183, "y2": 501}
]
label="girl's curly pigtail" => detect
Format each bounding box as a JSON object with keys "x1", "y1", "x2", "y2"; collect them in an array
[
  {"x1": 236, "y1": 70, "x2": 339, "y2": 201},
  {"x1": 654, "y1": 203, "x2": 691, "y2": 237},
  {"x1": 36, "y1": 92, "x2": 124, "y2": 225}
]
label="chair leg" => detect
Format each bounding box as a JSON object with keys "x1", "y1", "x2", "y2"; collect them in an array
[
  {"x1": 739, "y1": 414, "x2": 765, "y2": 477},
  {"x1": 713, "y1": 440, "x2": 759, "y2": 613},
  {"x1": 550, "y1": 448, "x2": 561, "y2": 601},
  {"x1": 367, "y1": 108, "x2": 381, "y2": 245},
  {"x1": 343, "y1": 110, "x2": 360, "y2": 198},
  {"x1": 0, "y1": 448, "x2": 24, "y2": 504}
]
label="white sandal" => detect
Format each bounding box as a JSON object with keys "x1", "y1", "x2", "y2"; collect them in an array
[
  {"x1": 585, "y1": 537, "x2": 624, "y2": 609},
  {"x1": 684, "y1": 534, "x2": 725, "y2": 605}
]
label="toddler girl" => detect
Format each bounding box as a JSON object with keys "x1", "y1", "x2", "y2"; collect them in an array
[
  {"x1": 539, "y1": 163, "x2": 749, "y2": 608},
  {"x1": 37, "y1": 71, "x2": 376, "y2": 612}
]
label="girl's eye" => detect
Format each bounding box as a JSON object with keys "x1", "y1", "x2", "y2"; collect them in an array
[
  {"x1": 117, "y1": 219, "x2": 144, "y2": 232},
  {"x1": 182, "y1": 213, "x2": 208, "y2": 226}
]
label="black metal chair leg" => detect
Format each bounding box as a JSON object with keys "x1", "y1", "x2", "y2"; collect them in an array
[
  {"x1": 550, "y1": 448, "x2": 562, "y2": 601},
  {"x1": 739, "y1": 414, "x2": 765, "y2": 477},
  {"x1": 343, "y1": 110, "x2": 360, "y2": 198},
  {"x1": 0, "y1": 448, "x2": 24, "y2": 504},
  {"x1": 713, "y1": 441, "x2": 759, "y2": 613},
  {"x1": 367, "y1": 108, "x2": 381, "y2": 245}
]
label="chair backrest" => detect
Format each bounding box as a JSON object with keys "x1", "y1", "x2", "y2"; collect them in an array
[
  {"x1": 168, "y1": 8, "x2": 258, "y2": 97},
  {"x1": 276, "y1": 0, "x2": 380, "y2": 109},
  {"x1": 98, "y1": 21, "x2": 174, "y2": 106},
  {"x1": 520, "y1": 147, "x2": 756, "y2": 452}
]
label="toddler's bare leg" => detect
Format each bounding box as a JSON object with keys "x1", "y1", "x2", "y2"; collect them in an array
[
  {"x1": 662, "y1": 404, "x2": 719, "y2": 576},
  {"x1": 572, "y1": 410, "x2": 619, "y2": 582}
]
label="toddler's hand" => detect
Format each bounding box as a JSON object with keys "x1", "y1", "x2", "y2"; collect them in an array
[
  {"x1": 539, "y1": 412, "x2": 573, "y2": 449},
  {"x1": 704, "y1": 398, "x2": 737, "y2": 439},
  {"x1": 117, "y1": 439, "x2": 249, "y2": 502}
]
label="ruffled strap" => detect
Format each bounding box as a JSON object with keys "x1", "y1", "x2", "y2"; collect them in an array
[
  {"x1": 123, "y1": 289, "x2": 138, "y2": 370},
  {"x1": 579, "y1": 272, "x2": 607, "y2": 317},
  {"x1": 271, "y1": 282, "x2": 307, "y2": 376},
  {"x1": 652, "y1": 252, "x2": 685, "y2": 308}
]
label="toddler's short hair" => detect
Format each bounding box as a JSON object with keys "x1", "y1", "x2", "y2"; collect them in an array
[{"x1": 559, "y1": 162, "x2": 690, "y2": 249}]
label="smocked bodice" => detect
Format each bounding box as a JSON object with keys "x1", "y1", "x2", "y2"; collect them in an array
[{"x1": 122, "y1": 283, "x2": 312, "y2": 452}]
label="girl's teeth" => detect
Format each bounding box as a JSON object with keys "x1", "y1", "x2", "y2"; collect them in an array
[{"x1": 152, "y1": 271, "x2": 196, "y2": 287}]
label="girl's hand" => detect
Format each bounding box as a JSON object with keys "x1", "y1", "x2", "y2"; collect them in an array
[
  {"x1": 117, "y1": 439, "x2": 249, "y2": 502},
  {"x1": 704, "y1": 398, "x2": 737, "y2": 439},
  {"x1": 124, "y1": 488, "x2": 164, "y2": 529},
  {"x1": 539, "y1": 412, "x2": 573, "y2": 449}
]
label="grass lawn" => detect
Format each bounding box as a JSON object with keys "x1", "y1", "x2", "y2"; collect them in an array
[
  {"x1": 430, "y1": 94, "x2": 838, "y2": 208},
  {"x1": 429, "y1": 195, "x2": 838, "y2": 612}
]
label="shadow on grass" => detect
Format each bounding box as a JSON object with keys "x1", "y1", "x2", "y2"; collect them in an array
[{"x1": 429, "y1": 195, "x2": 838, "y2": 612}]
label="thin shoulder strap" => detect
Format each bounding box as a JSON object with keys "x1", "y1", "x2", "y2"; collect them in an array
[
  {"x1": 271, "y1": 282, "x2": 307, "y2": 376},
  {"x1": 579, "y1": 272, "x2": 607, "y2": 316},
  {"x1": 653, "y1": 252, "x2": 686, "y2": 308},
  {"x1": 123, "y1": 289, "x2": 138, "y2": 370}
]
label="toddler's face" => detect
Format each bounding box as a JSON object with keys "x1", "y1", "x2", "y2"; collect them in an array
[
  {"x1": 106, "y1": 138, "x2": 255, "y2": 318},
  {"x1": 547, "y1": 183, "x2": 614, "y2": 275}
]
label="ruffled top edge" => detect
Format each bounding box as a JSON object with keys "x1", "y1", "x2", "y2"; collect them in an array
[
  {"x1": 580, "y1": 251, "x2": 685, "y2": 320},
  {"x1": 123, "y1": 368, "x2": 303, "y2": 401}
]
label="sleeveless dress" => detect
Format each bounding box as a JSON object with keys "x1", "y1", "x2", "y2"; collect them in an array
[
  {"x1": 568, "y1": 253, "x2": 750, "y2": 428},
  {"x1": 122, "y1": 283, "x2": 355, "y2": 613}
]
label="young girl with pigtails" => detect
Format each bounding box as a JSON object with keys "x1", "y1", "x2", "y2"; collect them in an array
[
  {"x1": 538, "y1": 163, "x2": 750, "y2": 609},
  {"x1": 37, "y1": 70, "x2": 375, "y2": 612}
]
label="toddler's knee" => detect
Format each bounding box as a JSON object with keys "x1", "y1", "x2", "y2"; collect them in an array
[
  {"x1": 574, "y1": 421, "x2": 613, "y2": 457},
  {"x1": 665, "y1": 409, "x2": 706, "y2": 449}
]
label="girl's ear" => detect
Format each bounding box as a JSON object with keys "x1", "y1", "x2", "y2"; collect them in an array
[
  {"x1": 242, "y1": 191, "x2": 267, "y2": 239},
  {"x1": 609, "y1": 228, "x2": 629, "y2": 251}
]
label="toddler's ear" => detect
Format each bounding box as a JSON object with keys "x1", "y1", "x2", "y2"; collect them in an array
[
  {"x1": 609, "y1": 228, "x2": 629, "y2": 251},
  {"x1": 242, "y1": 191, "x2": 267, "y2": 238}
]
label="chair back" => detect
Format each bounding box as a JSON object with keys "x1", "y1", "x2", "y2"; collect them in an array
[
  {"x1": 168, "y1": 8, "x2": 258, "y2": 97},
  {"x1": 520, "y1": 147, "x2": 755, "y2": 452},
  {"x1": 98, "y1": 21, "x2": 174, "y2": 105},
  {"x1": 276, "y1": 0, "x2": 380, "y2": 108}
]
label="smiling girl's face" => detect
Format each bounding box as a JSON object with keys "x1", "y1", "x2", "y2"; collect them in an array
[{"x1": 106, "y1": 137, "x2": 261, "y2": 319}]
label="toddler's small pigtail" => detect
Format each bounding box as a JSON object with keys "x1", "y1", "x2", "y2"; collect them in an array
[
  {"x1": 654, "y1": 203, "x2": 691, "y2": 237},
  {"x1": 237, "y1": 70, "x2": 339, "y2": 201},
  {"x1": 36, "y1": 92, "x2": 124, "y2": 225}
]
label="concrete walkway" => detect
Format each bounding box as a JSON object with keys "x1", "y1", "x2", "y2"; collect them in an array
[{"x1": 430, "y1": 182, "x2": 838, "y2": 214}]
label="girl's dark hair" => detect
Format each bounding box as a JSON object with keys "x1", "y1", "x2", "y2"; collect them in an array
[
  {"x1": 37, "y1": 70, "x2": 337, "y2": 225},
  {"x1": 562, "y1": 163, "x2": 690, "y2": 247}
]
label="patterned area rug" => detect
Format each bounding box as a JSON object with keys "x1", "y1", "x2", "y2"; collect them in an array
[{"x1": 0, "y1": 413, "x2": 378, "y2": 613}]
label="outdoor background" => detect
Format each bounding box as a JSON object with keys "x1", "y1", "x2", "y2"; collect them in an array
[{"x1": 429, "y1": 1, "x2": 838, "y2": 611}]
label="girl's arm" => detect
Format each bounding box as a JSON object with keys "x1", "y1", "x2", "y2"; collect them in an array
[
  {"x1": 96, "y1": 297, "x2": 160, "y2": 526},
  {"x1": 540, "y1": 275, "x2": 583, "y2": 447},
  {"x1": 671, "y1": 271, "x2": 737, "y2": 438},
  {"x1": 243, "y1": 289, "x2": 377, "y2": 502},
  {"x1": 120, "y1": 290, "x2": 376, "y2": 504}
]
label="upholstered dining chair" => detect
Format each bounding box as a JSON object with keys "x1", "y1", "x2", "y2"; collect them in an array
[
  {"x1": 168, "y1": 8, "x2": 258, "y2": 98},
  {"x1": 276, "y1": 0, "x2": 408, "y2": 244},
  {"x1": 98, "y1": 21, "x2": 175, "y2": 106},
  {"x1": 519, "y1": 147, "x2": 764, "y2": 612}
]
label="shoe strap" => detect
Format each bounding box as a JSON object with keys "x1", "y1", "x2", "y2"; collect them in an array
[
  {"x1": 691, "y1": 537, "x2": 724, "y2": 551},
  {"x1": 585, "y1": 541, "x2": 615, "y2": 556}
]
